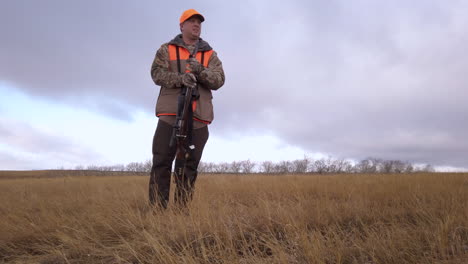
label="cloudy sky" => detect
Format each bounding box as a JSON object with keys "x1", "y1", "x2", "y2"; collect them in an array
[{"x1": 1, "y1": 0, "x2": 467, "y2": 170}]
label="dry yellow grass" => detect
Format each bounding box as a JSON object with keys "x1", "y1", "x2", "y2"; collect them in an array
[{"x1": 0, "y1": 172, "x2": 467, "y2": 264}]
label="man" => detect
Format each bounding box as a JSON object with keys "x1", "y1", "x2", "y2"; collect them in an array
[{"x1": 149, "y1": 9, "x2": 225, "y2": 209}]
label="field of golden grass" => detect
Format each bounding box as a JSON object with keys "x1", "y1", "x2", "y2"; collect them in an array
[{"x1": 0, "y1": 172, "x2": 467, "y2": 264}]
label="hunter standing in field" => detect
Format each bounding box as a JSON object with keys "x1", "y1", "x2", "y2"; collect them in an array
[{"x1": 149, "y1": 9, "x2": 225, "y2": 208}]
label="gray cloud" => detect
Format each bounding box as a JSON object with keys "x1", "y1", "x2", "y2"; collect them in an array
[
  {"x1": 0, "y1": 0, "x2": 185, "y2": 119},
  {"x1": 0, "y1": 118, "x2": 102, "y2": 169},
  {"x1": 212, "y1": 0, "x2": 468, "y2": 167},
  {"x1": 0, "y1": 152, "x2": 26, "y2": 170},
  {"x1": 1, "y1": 0, "x2": 468, "y2": 167}
]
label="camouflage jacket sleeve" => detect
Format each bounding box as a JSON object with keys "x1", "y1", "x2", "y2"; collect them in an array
[
  {"x1": 198, "y1": 51, "x2": 225, "y2": 90},
  {"x1": 150, "y1": 44, "x2": 182, "y2": 89}
]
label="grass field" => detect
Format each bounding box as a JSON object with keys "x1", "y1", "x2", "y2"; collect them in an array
[{"x1": 0, "y1": 172, "x2": 467, "y2": 263}]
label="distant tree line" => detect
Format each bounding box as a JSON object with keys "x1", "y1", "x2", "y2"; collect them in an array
[
  {"x1": 73, "y1": 157, "x2": 434, "y2": 174},
  {"x1": 198, "y1": 157, "x2": 434, "y2": 174},
  {"x1": 73, "y1": 160, "x2": 152, "y2": 173}
]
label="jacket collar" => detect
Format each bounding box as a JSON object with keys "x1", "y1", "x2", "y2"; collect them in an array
[{"x1": 168, "y1": 34, "x2": 212, "y2": 52}]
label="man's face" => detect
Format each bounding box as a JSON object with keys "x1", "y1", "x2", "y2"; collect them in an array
[{"x1": 181, "y1": 16, "x2": 202, "y2": 39}]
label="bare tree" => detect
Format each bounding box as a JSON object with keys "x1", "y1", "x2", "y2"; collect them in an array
[
  {"x1": 143, "y1": 159, "x2": 152, "y2": 173},
  {"x1": 357, "y1": 159, "x2": 377, "y2": 173},
  {"x1": 86, "y1": 165, "x2": 100, "y2": 171},
  {"x1": 292, "y1": 157, "x2": 310, "y2": 173},
  {"x1": 206, "y1": 162, "x2": 217, "y2": 173},
  {"x1": 393, "y1": 160, "x2": 406, "y2": 173},
  {"x1": 261, "y1": 161, "x2": 274, "y2": 174},
  {"x1": 343, "y1": 161, "x2": 355, "y2": 173},
  {"x1": 404, "y1": 163, "x2": 414, "y2": 173},
  {"x1": 230, "y1": 161, "x2": 242, "y2": 174},
  {"x1": 370, "y1": 158, "x2": 384, "y2": 172},
  {"x1": 198, "y1": 161, "x2": 217, "y2": 173},
  {"x1": 112, "y1": 164, "x2": 125, "y2": 172},
  {"x1": 126, "y1": 162, "x2": 143, "y2": 172},
  {"x1": 312, "y1": 159, "x2": 327, "y2": 174},
  {"x1": 240, "y1": 160, "x2": 256, "y2": 174},
  {"x1": 420, "y1": 164, "x2": 435, "y2": 173},
  {"x1": 323, "y1": 157, "x2": 336, "y2": 173},
  {"x1": 275, "y1": 160, "x2": 292, "y2": 174},
  {"x1": 333, "y1": 159, "x2": 351, "y2": 173},
  {"x1": 99, "y1": 165, "x2": 113, "y2": 171},
  {"x1": 198, "y1": 161, "x2": 207, "y2": 173},
  {"x1": 381, "y1": 160, "x2": 395, "y2": 173},
  {"x1": 214, "y1": 162, "x2": 230, "y2": 173}
]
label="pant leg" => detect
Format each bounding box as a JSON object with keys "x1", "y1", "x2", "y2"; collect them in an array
[
  {"x1": 149, "y1": 120, "x2": 176, "y2": 208},
  {"x1": 174, "y1": 125, "x2": 209, "y2": 206}
]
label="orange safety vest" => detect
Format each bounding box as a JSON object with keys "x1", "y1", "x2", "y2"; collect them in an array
[
  {"x1": 157, "y1": 44, "x2": 214, "y2": 124},
  {"x1": 168, "y1": 44, "x2": 213, "y2": 70}
]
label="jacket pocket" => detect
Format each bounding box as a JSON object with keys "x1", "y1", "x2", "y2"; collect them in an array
[
  {"x1": 160, "y1": 86, "x2": 181, "y2": 96},
  {"x1": 194, "y1": 88, "x2": 214, "y2": 122}
]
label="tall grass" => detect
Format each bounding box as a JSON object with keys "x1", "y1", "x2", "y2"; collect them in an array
[{"x1": 1, "y1": 173, "x2": 467, "y2": 263}]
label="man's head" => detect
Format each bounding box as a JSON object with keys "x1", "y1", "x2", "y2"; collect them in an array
[{"x1": 179, "y1": 9, "x2": 204, "y2": 41}]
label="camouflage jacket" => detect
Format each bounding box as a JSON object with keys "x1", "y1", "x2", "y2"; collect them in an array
[{"x1": 151, "y1": 34, "x2": 225, "y2": 127}]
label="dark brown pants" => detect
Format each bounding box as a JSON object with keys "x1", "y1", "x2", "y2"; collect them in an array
[{"x1": 149, "y1": 120, "x2": 209, "y2": 208}]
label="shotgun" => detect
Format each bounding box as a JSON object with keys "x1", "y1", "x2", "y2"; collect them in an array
[{"x1": 169, "y1": 42, "x2": 200, "y2": 204}]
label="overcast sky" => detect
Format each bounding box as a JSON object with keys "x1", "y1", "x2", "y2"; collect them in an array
[{"x1": 1, "y1": 0, "x2": 467, "y2": 170}]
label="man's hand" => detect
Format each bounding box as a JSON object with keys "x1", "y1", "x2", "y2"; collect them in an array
[
  {"x1": 180, "y1": 72, "x2": 197, "y2": 88},
  {"x1": 186, "y1": 58, "x2": 205, "y2": 75}
]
